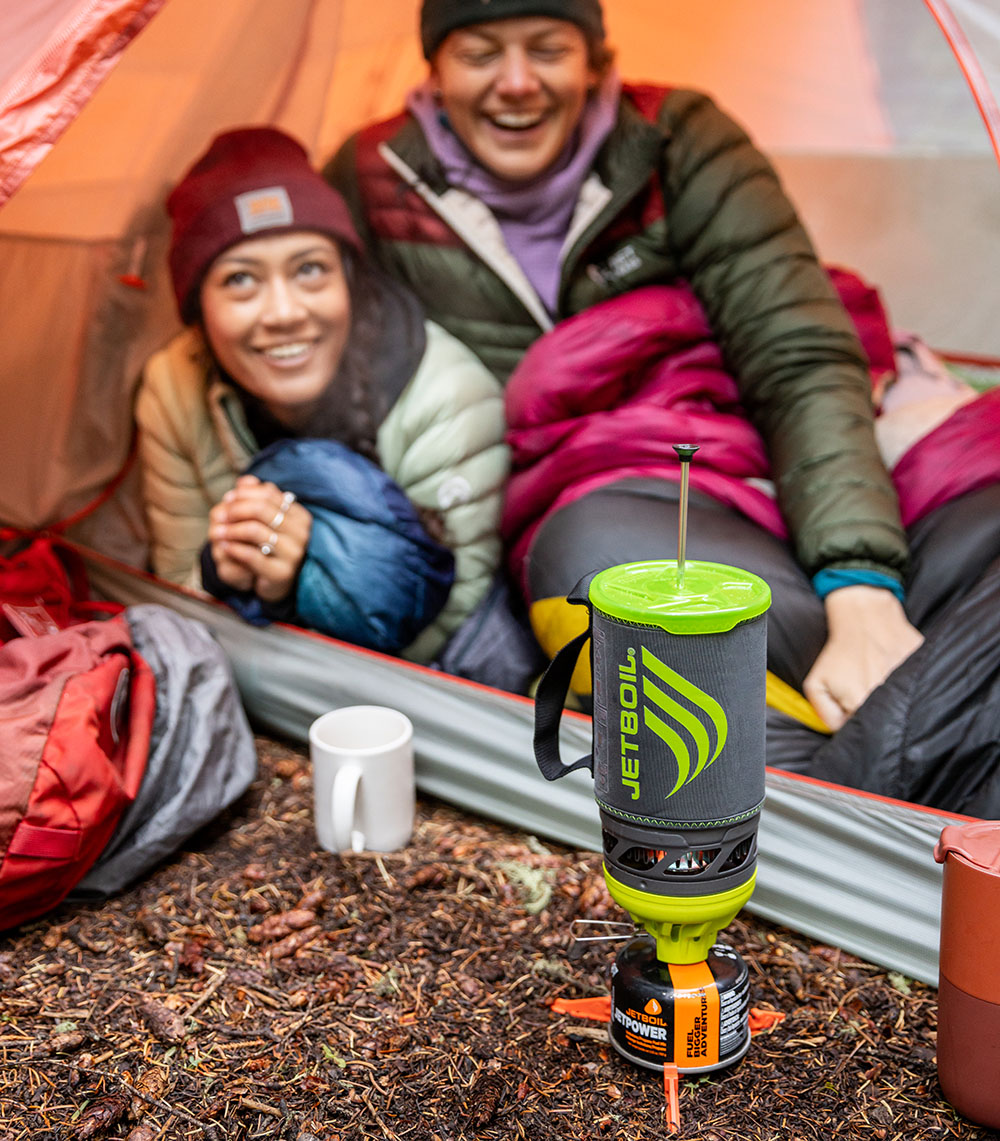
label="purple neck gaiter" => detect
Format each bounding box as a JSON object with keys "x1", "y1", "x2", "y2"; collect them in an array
[{"x1": 407, "y1": 70, "x2": 622, "y2": 315}]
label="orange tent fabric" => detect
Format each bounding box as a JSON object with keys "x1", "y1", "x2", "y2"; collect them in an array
[
  {"x1": 0, "y1": 0, "x2": 998, "y2": 546},
  {"x1": 0, "y1": 0, "x2": 167, "y2": 203}
]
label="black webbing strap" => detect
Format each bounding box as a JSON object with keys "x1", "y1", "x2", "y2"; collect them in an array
[
  {"x1": 532, "y1": 629, "x2": 594, "y2": 780},
  {"x1": 531, "y1": 575, "x2": 597, "y2": 781}
]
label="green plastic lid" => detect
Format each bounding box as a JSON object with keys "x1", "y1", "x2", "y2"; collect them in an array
[{"x1": 589, "y1": 559, "x2": 771, "y2": 635}]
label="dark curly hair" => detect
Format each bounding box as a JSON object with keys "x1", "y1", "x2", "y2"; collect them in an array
[{"x1": 319, "y1": 243, "x2": 385, "y2": 464}]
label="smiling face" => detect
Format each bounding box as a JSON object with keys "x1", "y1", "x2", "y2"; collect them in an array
[
  {"x1": 199, "y1": 231, "x2": 351, "y2": 430},
  {"x1": 431, "y1": 17, "x2": 597, "y2": 183}
]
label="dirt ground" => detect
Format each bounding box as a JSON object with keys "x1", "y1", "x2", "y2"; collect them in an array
[{"x1": 1, "y1": 733, "x2": 998, "y2": 1141}]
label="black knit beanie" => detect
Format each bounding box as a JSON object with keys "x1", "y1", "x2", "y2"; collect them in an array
[{"x1": 420, "y1": 0, "x2": 605, "y2": 59}]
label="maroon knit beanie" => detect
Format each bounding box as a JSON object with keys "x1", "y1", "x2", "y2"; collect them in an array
[
  {"x1": 420, "y1": 0, "x2": 605, "y2": 59},
  {"x1": 167, "y1": 127, "x2": 362, "y2": 323}
]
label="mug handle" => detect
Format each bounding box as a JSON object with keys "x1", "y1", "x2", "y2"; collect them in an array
[{"x1": 332, "y1": 764, "x2": 364, "y2": 851}]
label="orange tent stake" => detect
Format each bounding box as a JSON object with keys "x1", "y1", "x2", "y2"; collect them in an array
[
  {"x1": 749, "y1": 1007, "x2": 786, "y2": 1034},
  {"x1": 663, "y1": 1063, "x2": 681, "y2": 1133},
  {"x1": 549, "y1": 995, "x2": 612, "y2": 1022}
]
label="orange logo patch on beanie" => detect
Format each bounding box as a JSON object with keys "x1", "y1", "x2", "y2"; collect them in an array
[{"x1": 235, "y1": 186, "x2": 294, "y2": 234}]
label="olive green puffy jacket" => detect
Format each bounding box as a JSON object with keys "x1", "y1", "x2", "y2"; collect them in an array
[{"x1": 325, "y1": 85, "x2": 908, "y2": 584}]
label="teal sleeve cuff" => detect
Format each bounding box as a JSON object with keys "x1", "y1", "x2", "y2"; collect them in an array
[{"x1": 812, "y1": 568, "x2": 905, "y2": 602}]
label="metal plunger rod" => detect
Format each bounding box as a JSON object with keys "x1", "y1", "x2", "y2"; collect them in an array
[{"x1": 672, "y1": 444, "x2": 700, "y2": 587}]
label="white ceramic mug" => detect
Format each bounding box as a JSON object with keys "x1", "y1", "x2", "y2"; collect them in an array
[{"x1": 308, "y1": 705, "x2": 415, "y2": 853}]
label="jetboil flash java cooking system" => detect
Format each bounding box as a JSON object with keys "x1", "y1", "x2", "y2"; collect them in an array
[{"x1": 533, "y1": 446, "x2": 771, "y2": 1075}]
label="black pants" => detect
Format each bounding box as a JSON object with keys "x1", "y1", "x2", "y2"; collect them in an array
[{"x1": 527, "y1": 479, "x2": 1000, "y2": 692}]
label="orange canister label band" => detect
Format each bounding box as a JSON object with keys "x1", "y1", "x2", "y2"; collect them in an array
[{"x1": 668, "y1": 961, "x2": 721, "y2": 1067}]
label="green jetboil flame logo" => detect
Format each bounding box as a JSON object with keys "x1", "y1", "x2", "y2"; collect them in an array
[{"x1": 640, "y1": 646, "x2": 728, "y2": 797}]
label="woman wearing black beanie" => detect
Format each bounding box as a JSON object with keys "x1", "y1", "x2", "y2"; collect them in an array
[{"x1": 324, "y1": 0, "x2": 1000, "y2": 774}]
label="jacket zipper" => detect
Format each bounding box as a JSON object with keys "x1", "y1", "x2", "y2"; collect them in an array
[{"x1": 377, "y1": 142, "x2": 554, "y2": 333}]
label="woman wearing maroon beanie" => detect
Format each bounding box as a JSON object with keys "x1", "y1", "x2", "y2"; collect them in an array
[{"x1": 136, "y1": 126, "x2": 509, "y2": 662}]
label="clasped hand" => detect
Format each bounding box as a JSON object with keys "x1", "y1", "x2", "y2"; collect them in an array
[
  {"x1": 803, "y1": 584, "x2": 924, "y2": 732},
  {"x1": 208, "y1": 475, "x2": 312, "y2": 603}
]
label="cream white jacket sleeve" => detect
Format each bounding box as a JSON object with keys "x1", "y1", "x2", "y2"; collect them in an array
[{"x1": 377, "y1": 322, "x2": 509, "y2": 663}]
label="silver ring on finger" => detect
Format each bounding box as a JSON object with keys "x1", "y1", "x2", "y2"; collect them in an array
[
  {"x1": 260, "y1": 531, "x2": 279, "y2": 557},
  {"x1": 269, "y1": 490, "x2": 296, "y2": 531}
]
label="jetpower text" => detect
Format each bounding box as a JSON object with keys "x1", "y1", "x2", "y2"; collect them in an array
[{"x1": 613, "y1": 1006, "x2": 668, "y2": 1042}]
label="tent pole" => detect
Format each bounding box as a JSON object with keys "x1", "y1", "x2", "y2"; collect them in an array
[{"x1": 924, "y1": 0, "x2": 1000, "y2": 170}]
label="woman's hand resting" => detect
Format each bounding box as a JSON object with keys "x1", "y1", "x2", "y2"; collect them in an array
[
  {"x1": 207, "y1": 475, "x2": 312, "y2": 603},
  {"x1": 803, "y1": 584, "x2": 924, "y2": 732}
]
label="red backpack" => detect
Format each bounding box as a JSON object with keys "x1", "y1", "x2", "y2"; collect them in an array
[{"x1": 0, "y1": 535, "x2": 155, "y2": 929}]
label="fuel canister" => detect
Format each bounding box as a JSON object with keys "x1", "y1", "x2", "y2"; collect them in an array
[{"x1": 609, "y1": 936, "x2": 750, "y2": 1073}]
